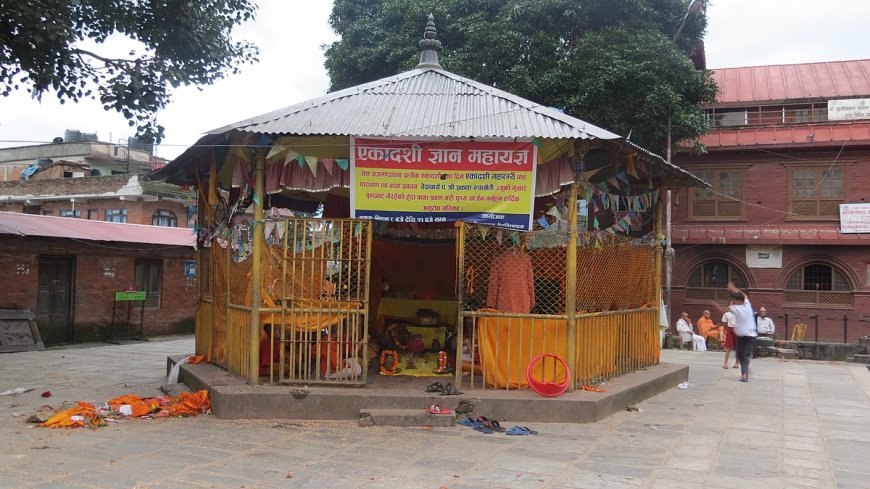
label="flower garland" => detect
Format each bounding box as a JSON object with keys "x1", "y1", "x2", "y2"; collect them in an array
[{"x1": 379, "y1": 350, "x2": 399, "y2": 376}]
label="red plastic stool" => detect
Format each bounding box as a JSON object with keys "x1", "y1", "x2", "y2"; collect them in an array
[{"x1": 526, "y1": 353, "x2": 571, "y2": 397}]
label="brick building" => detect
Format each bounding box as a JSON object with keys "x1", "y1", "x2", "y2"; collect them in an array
[
  {"x1": 672, "y1": 59, "x2": 870, "y2": 342},
  {"x1": 0, "y1": 174, "x2": 194, "y2": 226},
  {"x1": 0, "y1": 212, "x2": 197, "y2": 344}
]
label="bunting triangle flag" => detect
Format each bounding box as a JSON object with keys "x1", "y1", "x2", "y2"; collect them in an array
[
  {"x1": 594, "y1": 236, "x2": 603, "y2": 249},
  {"x1": 266, "y1": 144, "x2": 288, "y2": 161},
  {"x1": 592, "y1": 216, "x2": 600, "y2": 229},
  {"x1": 616, "y1": 172, "x2": 629, "y2": 185},
  {"x1": 606, "y1": 227, "x2": 617, "y2": 235},
  {"x1": 336, "y1": 158, "x2": 349, "y2": 171},
  {"x1": 581, "y1": 167, "x2": 603, "y2": 182},
  {"x1": 297, "y1": 155, "x2": 305, "y2": 168},
  {"x1": 321, "y1": 158, "x2": 335, "y2": 175},
  {"x1": 596, "y1": 181, "x2": 609, "y2": 193},
  {"x1": 275, "y1": 221, "x2": 286, "y2": 241},
  {"x1": 478, "y1": 225, "x2": 490, "y2": 240},
  {"x1": 606, "y1": 176, "x2": 619, "y2": 188},
  {"x1": 511, "y1": 232, "x2": 521, "y2": 246},
  {"x1": 591, "y1": 198, "x2": 599, "y2": 214},
  {"x1": 304, "y1": 156, "x2": 318, "y2": 176},
  {"x1": 537, "y1": 216, "x2": 551, "y2": 230},
  {"x1": 283, "y1": 150, "x2": 299, "y2": 166},
  {"x1": 546, "y1": 205, "x2": 561, "y2": 220},
  {"x1": 627, "y1": 156, "x2": 639, "y2": 179}
]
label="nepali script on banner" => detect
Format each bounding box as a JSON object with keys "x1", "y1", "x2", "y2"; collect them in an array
[{"x1": 350, "y1": 137, "x2": 537, "y2": 231}]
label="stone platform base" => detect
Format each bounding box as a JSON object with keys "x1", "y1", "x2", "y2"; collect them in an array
[{"x1": 168, "y1": 356, "x2": 688, "y2": 424}]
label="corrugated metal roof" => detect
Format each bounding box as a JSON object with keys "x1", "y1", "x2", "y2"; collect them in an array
[
  {"x1": 0, "y1": 212, "x2": 195, "y2": 247},
  {"x1": 209, "y1": 69, "x2": 621, "y2": 140},
  {"x1": 710, "y1": 59, "x2": 870, "y2": 105}
]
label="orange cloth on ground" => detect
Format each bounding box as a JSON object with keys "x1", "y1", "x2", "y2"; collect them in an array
[
  {"x1": 167, "y1": 390, "x2": 211, "y2": 416},
  {"x1": 188, "y1": 355, "x2": 207, "y2": 364},
  {"x1": 40, "y1": 401, "x2": 105, "y2": 428},
  {"x1": 107, "y1": 394, "x2": 162, "y2": 417},
  {"x1": 697, "y1": 317, "x2": 724, "y2": 342}
]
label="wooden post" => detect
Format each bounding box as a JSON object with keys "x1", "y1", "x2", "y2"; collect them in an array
[
  {"x1": 249, "y1": 150, "x2": 266, "y2": 383},
  {"x1": 454, "y1": 221, "x2": 467, "y2": 389},
  {"x1": 654, "y1": 188, "x2": 664, "y2": 354},
  {"x1": 565, "y1": 182, "x2": 578, "y2": 392}
]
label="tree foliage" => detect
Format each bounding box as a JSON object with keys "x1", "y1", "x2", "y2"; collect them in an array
[
  {"x1": 0, "y1": 0, "x2": 259, "y2": 142},
  {"x1": 325, "y1": 0, "x2": 717, "y2": 155}
]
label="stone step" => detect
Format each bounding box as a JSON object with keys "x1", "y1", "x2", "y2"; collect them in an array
[
  {"x1": 769, "y1": 347, "x2": 799, "y2": 359},
  {"x1": 847, "y1": 353, "x2": 870, "y2": 364},
  {"x1": 359, "y1": 408, "x2": 455, "y2": 428}
]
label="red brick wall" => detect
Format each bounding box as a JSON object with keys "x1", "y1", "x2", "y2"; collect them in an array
[
  {"x1": 671, "y1": 244, "x2": 870, "y2": 342},
  {"x1": 0, "y1": 198, "x2": 188, "y2": 225},
  {"x1": 0, "y1": 237, "x2": 195, "y2": 343}
]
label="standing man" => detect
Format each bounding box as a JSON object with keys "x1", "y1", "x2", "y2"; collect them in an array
[
  {"x1": 756, "y1": 307, "x2": 775, "y2": 338},
  {"x1": 727, "y1": 282, "x2": 756, "y2": 382}
]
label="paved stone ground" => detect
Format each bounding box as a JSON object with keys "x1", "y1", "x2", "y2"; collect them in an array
[{"x1": 1, "y1": 336, "x2": 868, "y2": 489}]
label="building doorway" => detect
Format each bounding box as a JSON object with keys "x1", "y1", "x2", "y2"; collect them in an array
[{"x1": 36, "y1": 256, "x2": 75, "y2": 344}]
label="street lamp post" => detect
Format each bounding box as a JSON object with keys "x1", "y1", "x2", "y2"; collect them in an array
[{"x1": 664, "y1": 0, "x2": 704, "y2": 332}]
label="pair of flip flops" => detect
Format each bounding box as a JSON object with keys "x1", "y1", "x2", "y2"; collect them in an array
[
  {"x1": 425, "y1": 382, "x2": 463, "y2": 396},
  {"x1": 457, "y1": 416, "x2": 504, "y2": 434},
  {"x1": 506, "y1": 426, "x2": 538, "y2": 436}
]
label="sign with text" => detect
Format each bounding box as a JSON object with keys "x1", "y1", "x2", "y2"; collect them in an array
[
  {"x1": 114, "y1": 291, "x2": 146, "y2": 301},
  {"x1": 840, "y1": 203, "x2": 870, "y2": 233},
  {"x1": 828, "y1": 98, "x2": 870, "y2": 121},
  {"x1": 746, "y1": 245, "x2": 782, "y2": 269},
  {"x1": 350, "y1": 137, "x2": 537, "y2": 230}
]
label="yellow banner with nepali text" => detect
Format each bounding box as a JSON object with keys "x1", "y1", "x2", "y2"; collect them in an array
[{"x1": 350, "y1": 137, "x2": 537, "y2": 231}]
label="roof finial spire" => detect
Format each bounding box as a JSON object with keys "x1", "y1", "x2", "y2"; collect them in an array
[{"x1": 417, "y1": 14, "x2": 442, "y2": 70}]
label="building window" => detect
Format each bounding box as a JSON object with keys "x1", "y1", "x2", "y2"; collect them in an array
[
  {"x1": 88, "y1": 209, "x2": 99, "y2": 220},
  {"x1": 59, "y1": 209, "x2": 81, "y2": 218},
  {"x1": 152, "y1": 209, "x2": 177, "y2": 227},
  {"x1": 689, "y1": 169, "x2": 743, "y2": 220},
  {"x1": 785, "y1": 263, "x2": 852, "y2": 306},
  {"x1": 42, "y1": 210, "x2": 53, "y2": 216},
  {"x1": 105, "y1": 208, "x2": 128, "y2": 223},
  {"x1": 789, "y1": 167, "x2": 845, "y2": 219},
  {"x1": 135, "y1": 259, "x2": 162, "y2": 308},
  {"x1": 685, "y1": 260, "x2": 747, "y2": 302}
]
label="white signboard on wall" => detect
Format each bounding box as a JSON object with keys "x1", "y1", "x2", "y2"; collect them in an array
[
  {"x1": 746, "y1": 245, "x2": 782, "y2": 268},
  {"x1": 840, "y1": 203, "x2": 870, "y2": 233},
  {"x1": 828, "y1": 98, "x2": 870, "y2": 121}
]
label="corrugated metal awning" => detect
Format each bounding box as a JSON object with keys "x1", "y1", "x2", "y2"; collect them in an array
[{"x1": 0, "y1": 212, "x2": 195, "y2": 247}]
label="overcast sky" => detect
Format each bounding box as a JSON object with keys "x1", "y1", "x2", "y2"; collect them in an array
[{"x1": 1, "y1": 0, "x2": 868, "y2": 160}]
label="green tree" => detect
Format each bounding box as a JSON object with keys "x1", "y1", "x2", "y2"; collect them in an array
[
  {"x1": 0, "y1": 0, "x2": 259, "y2": 142},
  {"x1": 324, "y1": 0, "x2": 717, "y2": 155}
]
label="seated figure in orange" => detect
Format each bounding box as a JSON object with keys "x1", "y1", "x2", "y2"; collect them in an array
[{"x1": 697, "y1": 309, "x2": 725, "y2": 346}]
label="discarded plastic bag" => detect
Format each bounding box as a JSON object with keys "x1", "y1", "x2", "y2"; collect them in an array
[{"x1": 168, "y1": 356, "x2": 191, "y2": 384}]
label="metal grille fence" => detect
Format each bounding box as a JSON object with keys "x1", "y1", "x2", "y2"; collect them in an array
[
  {"x1": 197, "y1": 217, "x2": 371, "y2": 385},
  {"x1": 457, "y1": 222, "x2": 660, "y2": 389}
]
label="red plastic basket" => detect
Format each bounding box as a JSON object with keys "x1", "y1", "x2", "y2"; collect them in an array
[{"x1": 525, "y1": 353, "x2": 571, "y2": 397}]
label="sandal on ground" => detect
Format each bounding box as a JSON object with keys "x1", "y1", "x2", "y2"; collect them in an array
[
  {"x1": 440, "y1": 383, "x2": 463, "y2": 396},
  {"x1": 473, "y1": 423, "x2": 493, "y2": 434},
  {"x1": 506, "y1": 426, "x2": 532, "y2": 436},
  {"x1": 520, "y1": 426, "x2": 538, "y2": 435},
  {"x1": 425, "y1": 382, "x2": 444, "y2": 393},
  {"x1": 457, "y1": 416, "x2": 479, "y2": 427},
  {"x1": 426, "y1": 404, "x2": 453, "y2": 415},
  {"x1": 732, "y1": 365, "x2": 739, "y2": 368},
  {"x1": 474, "y1": 416, "x2": 504, "y2": 432},
  {"x1": 722, "y1": 365, "x2": 729, "y2": 369}
]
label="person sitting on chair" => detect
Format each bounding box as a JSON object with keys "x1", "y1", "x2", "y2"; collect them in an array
[
  {"x1": 756, "y1": 307, "x2": 775, "y2": 338},
  {"x1": 697, "y1": 309, "x2": 725, "y2": 347},
  {"x1": 676, "y1": 312, "x2": 706, "y2": 351}
]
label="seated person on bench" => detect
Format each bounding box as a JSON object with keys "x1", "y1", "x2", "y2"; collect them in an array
[{"x1": 697, "y1": 309, "x2": 725, "y2": 347}]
